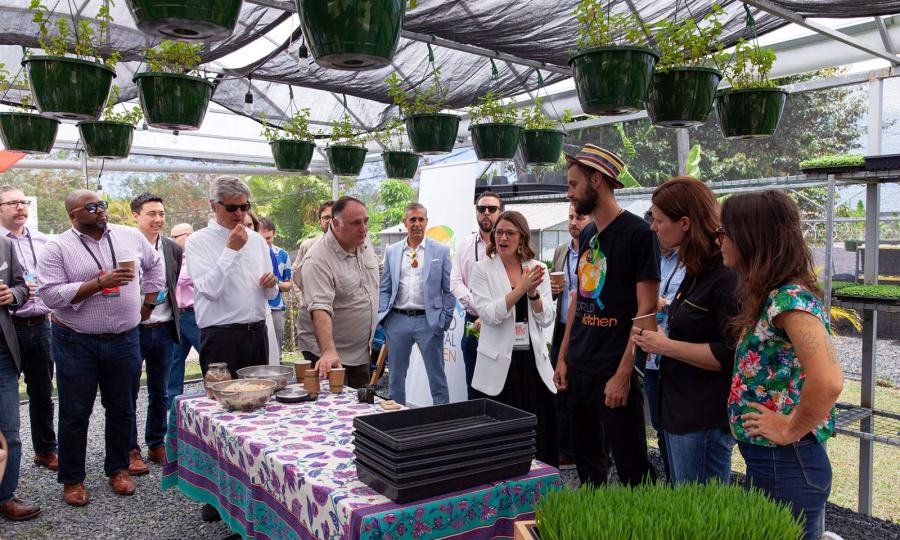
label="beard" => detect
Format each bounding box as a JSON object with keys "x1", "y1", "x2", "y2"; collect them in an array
[
  {"x1": 572, "y1": 182, "x2": 598, "y2": 215},
  {"x1": 478, "y1": 218, "x2": 494, "y2": 234}
]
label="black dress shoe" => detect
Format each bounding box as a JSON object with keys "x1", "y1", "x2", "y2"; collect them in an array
[{"x1": 201, "y1": 503, "x2": 222, "y2": 522}]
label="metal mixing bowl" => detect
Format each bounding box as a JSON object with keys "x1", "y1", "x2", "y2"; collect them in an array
[
  {"x1": 236, "y1": 365, "x2": 293, "y2": 391},
  {"x1": 210, "y1": 378, "x2": 277, "y2": 411}
]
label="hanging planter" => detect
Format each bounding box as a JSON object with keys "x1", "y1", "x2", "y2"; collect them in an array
[
  {"x1": 715, "y1": 87, "x2": 787, "y2": 140},
  {"x1": 326, "y1": 145, "x2": 367, "y2": 176},
  {"x1": 77, "y1": 121, "x2": 134, "y2": 160},
  {"x1": 404, "y1": 113, "x2": 460, "y2": 155},
  {"x1": 648, "y1": 67, "x2": 722, "y2": 128},
  {"x1": 125, "y1": 0, "x2": 244, "y2": 41},
  {"x1": 568, "y1": 46, "x2": 658, "y2": 115},
  {"x1": 521, "y1": 129, "x2": 565, "y2": 165},
  {"x1": 295, "y1": 0, "x2": 405, "y2": 70},
  {"x1": 270, "y1": 140, "x2": 316, "y2": 172},
  {"x1": 469, "y1": 123, "x2": 522, "y2": 161},
  {"x1": 134, "y1": 72, "x2": 214, "y2": 131},
  {"x1": 382, "y1": 150, "x2": 419, "y2": 179},
  {"x1": 23, "y1": 56, "x2": 115, "y2": 121},
  {"x1": 0, "y1": 112, "x2": 59, "y2": 154}
]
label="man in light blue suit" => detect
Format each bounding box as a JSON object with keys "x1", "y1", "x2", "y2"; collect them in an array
[{"x1": 378, "y1": 203, "x2": 454, "y2": 405}]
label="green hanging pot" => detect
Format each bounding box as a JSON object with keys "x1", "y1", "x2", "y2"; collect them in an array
[
  {"x1": 520, "y1": 129, "x2": 565, "y2": 165},
  {"x1": 125, "y1": 0, "x2": 244, "y2": 41},
  {"x1": 77, "y1": 121, "x2": 135, "y2": 160},
  {"x1": 134, "y1": 72, "x2": 214, "y2": 131},
  {"x1": 648, "y1": 67, "x2": 722, "y2": 128},
  {"x1": 382, "y1": 151, "x2": 419, "y2": 179},
  {"x1": 405, "y1": 113, "x2": 460, "y2": 155},
  {"x1": 469, "y1": 123, "x2": 522, "y2": 161},
  {"x1": 270, "y1": 139, "x2": 316, "y2": 172},
  {"x1": 0, "y1": 112, "x2": 60, "y2": 154},
  {"x1": 326, "y1": 144, "x2": 367, "y2": 176},
  {"x1": 715, "y1": 87, "x2": 788, "y2": 140},
  {"x1": 568, "y1": 46, "x2": 659, "y2": 115},
  {"x1": 295, "y1": 0, "x2": 405, "y2": 70},
  {"x1": 23, "y1": 56, "x2": 115, "y2": 121}
]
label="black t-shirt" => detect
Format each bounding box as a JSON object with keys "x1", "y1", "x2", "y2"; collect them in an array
[{"x1": 566, "y1": 211, "x2": 661, "y2": 376}]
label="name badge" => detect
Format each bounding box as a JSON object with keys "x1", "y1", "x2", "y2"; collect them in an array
[
  {"x1": 99, "y1": 270, "x2": 121, "y2": 298},
  {"x1": 513, "y1": 321, "x2": 529, "y2": 350}
]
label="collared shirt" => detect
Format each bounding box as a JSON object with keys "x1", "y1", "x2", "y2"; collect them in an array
[
  {"x1": 175, "y1": 253, "x2": 194, "y2": 309},
  {"x1": 560, "y1": 241, "x2": 579, "y2": 324},
  {"x1": 0, "y1": 225, "x2": 50, "y2": 317},
  {"x1": 144, "y1": 235, "x2": 173, "y2": 324},
  {"x1": 38, "y1": 224, "x2": 164, "y2": 335},
  {"x1": 300, "y1": 229, "x2": 379, "y2": 367},
  {"x1": 186, "y1": 219, "x2": 278, "y2": 329},
  {"x1": 394, "y1": 239, "x2": 425, "y2": 310},
  {"x1": 293, "y1": 235, "x2": 323, "y2": 355},
  {"x1": 267, "y1": 244, "x2": 292, "y2": 311},
  {"x1": 647, "y1": 250, "x2": 686, "y2": 370},
  {"x1": 450, "y1": 232, "x2": 487, "y2": 316}
]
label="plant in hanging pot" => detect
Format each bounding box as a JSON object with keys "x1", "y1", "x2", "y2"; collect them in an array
[
  {"x1": 76, "y1": 86, "x2": 142, "y2": 160},
  {"x1": 0, "y1": 67, "x2": 59, "y2": 154},
  {"x1": 715, "y1": 39, "x2": 787, "y2": 139},
  {"x1": 325, "y1": 113, "x2": 368, "y2": 176},
  {"x1": 375, "y1": 118, "x2": 420, "y2": 179},
  {"x1": 648, "y1": 5, "x2": 727, "y2": 128},
  {"x1": 467, "y1": 91, "x2": 522, "y2": 161},
  {"x1": 125, "y1": 0, "x2": 244, "y2": 42},
  {"x1": 518, "y1": 96, "x2": 568, "y2": 166},
  {"x1": 24, "y1": 0, "x2": 119, "y2": 121},
  {"x1": 134, "y1": 41, "x2": 214, "y2": 131},
  {"x1": 388, "y1": 70, "x2": 461, "y2": 155},
  {"x1": 261, "y1": 108, "x2": 318, "y2": 172},
  {"x1": 569, "y1": 0, "x2": 658, "y2": 115}
]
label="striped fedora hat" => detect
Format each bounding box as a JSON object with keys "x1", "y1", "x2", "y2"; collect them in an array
[{"x1": 565, "y1": 143, "x2": 626, "y2": 189}]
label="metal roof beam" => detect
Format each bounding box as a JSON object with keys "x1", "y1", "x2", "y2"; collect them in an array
[{"x1": 875, "y1": 16, "x2": 896, "y2": 55}]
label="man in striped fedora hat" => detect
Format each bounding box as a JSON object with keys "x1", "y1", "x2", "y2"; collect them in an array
[{"x1": 553, "y1": 143, "x2": 661, "y2": 487}]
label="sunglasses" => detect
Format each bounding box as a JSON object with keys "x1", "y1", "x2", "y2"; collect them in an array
[
  {"x1": 476, "y1": 205, "x2": 500, "y2": 214},
  {"x1": 71, "y1": 201, "x2": 109, "y2": 214},
  {"x1": 216, "y1": 201, "x2": 252, "y2": 213},
  {"x1": 714, "y1": 227, "x2": 729, "y2": 241}
]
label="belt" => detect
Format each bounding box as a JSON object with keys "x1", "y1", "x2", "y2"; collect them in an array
[
  {"x1": 392, "y1": 308, "x2": 426, "y2": 317},
  {"x1": 50, "y1": 315, "x2": 131, "y2": 341},
  {"x1": 140, "y1": 320, "x2": 172, "y2": 329},
  {"x1": 178, "y1": 306, "x2": 194, "y2": 314},
  {"x1": 465, "y1": 313, "x2": 478, "y2": 322},
  {"x1": 11, "y1": 314, "x2": 48, "y2": 327},
  {"x1": 210, "y1": 320, "x2": 266, "y2": 331}
]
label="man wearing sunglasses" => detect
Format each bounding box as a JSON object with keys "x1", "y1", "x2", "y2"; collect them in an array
[
  {"x1": 37, "y1": 189, "x2": 165, "y2": 506},
  {"x1": 450, "y1": 191, "x2": 503, "y2": 399}
]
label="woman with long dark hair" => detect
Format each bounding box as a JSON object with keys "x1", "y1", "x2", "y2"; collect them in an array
[
  {"x1": 720, "y1": 190, "x2": 843, "y2": 540},
  {"x1": 631, "y1": 177, "x2": 737, "y2": 484}
]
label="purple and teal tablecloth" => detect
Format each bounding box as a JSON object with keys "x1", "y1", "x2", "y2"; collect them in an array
[{"x1": 162, "y1": 387, "x2": 562, "y2": 539}]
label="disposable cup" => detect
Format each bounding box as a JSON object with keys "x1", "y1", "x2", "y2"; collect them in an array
[{"x1": 328, "y1": 368, "x2": 345, "y2": 393}]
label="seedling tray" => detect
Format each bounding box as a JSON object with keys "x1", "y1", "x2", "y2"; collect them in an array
[
  {"x1": 353, "y1": 429, "x2": 534, "y2": 462},
  {"x1": 356, "y1": 446, "x2": 535, "y2": 485},
  {"x1": 353, "y1": 399, "x2": 536, "y2": 451},
  {"x1": 865, "y1": 153, "x2": 900, "y2": 171},
  {"x1": 801, "y1": 164, "x2": 865, "y2": 176},
  {"x1": 354, "y1": 436, "x2": 535, "y2": 475},
  {"x1": 356, "y1": 456, "x2": 533, "y2": 503}
]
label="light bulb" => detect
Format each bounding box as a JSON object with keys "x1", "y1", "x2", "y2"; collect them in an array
[
  {"x1": 243, "y1": 91, "x2": 254, "y2": 115},
  {"x1": 171, "y1": 130, "x2": 179, "y2": 144}
]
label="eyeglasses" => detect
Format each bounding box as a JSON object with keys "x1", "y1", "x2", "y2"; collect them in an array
[
  {"x1": 70, "y1": 201, "x2": 109, "y2": 214},
  {"x1": 476, "y1": 205, "x2": 500, "y2": 214},
  {"x1": 171, "y1": 232, "x2": 191, "y2": 239},
  {"x1": 714, "y1": 227, "x2": 729, "y2": 241},
  {"x1": 320, "y1": 215, "x2": 333, "y2": 222},
  {"x1": 494, "y1": 229, "x2": 520, "y2": 239},
  {"x1": 0, "y1": 200, "x2": 31, "y2": 208},
  {"x1": 216, "y1": 201, "x2": 252, "y2": 213}
]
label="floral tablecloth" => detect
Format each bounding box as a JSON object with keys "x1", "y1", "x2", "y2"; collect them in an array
[{"x1": 162, "y1": 386, "x2": 562, "y2": 540}]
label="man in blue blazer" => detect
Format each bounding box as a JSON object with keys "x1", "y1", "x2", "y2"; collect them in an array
[{"x1": 378, "y1": 203, "x2": 454, "y2": 405}]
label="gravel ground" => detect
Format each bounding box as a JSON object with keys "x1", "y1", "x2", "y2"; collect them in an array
[{"x1": 833, "y1": 335, "x2": 900, "y2": 386}]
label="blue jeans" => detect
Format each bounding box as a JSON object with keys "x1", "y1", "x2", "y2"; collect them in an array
[
  {"x1": 739, "y1": 436, "x2": 831, "y2": 540},
  {"x1": 52, "y1": 324, "x2": 141, "y2": 483},
  {"x1": 383, "y1": 312, "x2": 448, "y2": 406},
  {"x1": 16, "y1": 321, "x2": 57, "y2": 455},
  {"x1": 642, "y1": 368, "x2": 670, "y2": 481},
  {"x1": 0, "y1": 339, "x2": 21, "y2": 504},
  {"x1": 169, "y1": 309, "x2": 200, "y2": 398},
  {"x1": 131, "y1": 323, "x2": 174, "y2": 451},
  {"x1": 664, "y1": 427, "x2": 734, "y2": 485}
]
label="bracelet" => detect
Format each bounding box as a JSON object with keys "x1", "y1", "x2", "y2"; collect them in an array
[
  {"x1": 527, "y1": 292, "x2": 540, "y2": 300},
  {"x1": 96, "y1": 276, "x2": 102, "y2": 289}
]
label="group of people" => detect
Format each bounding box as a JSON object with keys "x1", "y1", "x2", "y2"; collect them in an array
[{"x1": 0, "y1": 142, "x2": 844, "y2": 539}]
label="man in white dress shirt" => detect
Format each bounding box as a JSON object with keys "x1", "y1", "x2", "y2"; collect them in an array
[{"x1": 185, "y1": 176, "x2": 278, "y2": 378}]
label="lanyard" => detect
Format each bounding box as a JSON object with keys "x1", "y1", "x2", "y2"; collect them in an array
[
  {"x1": 662, "y1": 261, "x2": 680, "y2": 297},
  {"x1": 74, "y1": 230, "x2": 117, "y2": 271},
  {"x1": 13, "y1": 228, "x2": 37, "y2": 270},
  {"x1": 564, "y1": 244, "x2": 577, "y2": 291},
  {"x1": 474, "y1": 234, "x2": 482, "y2": 263}
]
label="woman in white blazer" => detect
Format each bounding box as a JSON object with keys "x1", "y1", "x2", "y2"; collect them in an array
[{"x1": 470, "y1": 211, "x2": 558, "y2": 467}]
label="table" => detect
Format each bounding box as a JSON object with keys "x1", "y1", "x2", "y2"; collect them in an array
[{"x1": 162, "y1": 387, "x2": 562, "y2": 540}]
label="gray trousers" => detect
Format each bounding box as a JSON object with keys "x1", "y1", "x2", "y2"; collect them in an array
[
  {"x1": 271, "y1": 309, "x2": 285, "y2": 359},
  {"x1": 383, "y1": 311, "x2": 448, "y2": 406}
]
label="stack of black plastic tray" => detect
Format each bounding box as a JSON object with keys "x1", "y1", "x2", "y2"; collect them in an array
[{"x1": 353, "y1": 399, "x2": 536, "y2": 503}]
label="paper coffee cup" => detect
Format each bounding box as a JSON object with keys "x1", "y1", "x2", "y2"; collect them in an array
[
  {"x1": 550, "y1": 272, "x2": 565, "y2": 287},
  {"x1": 328, "y1": 368, "x2": 345, "y2": 393},
  {"x1": 303, "y1": 369, "x2": 320, "y2": 395},
  {"x1": 117, "y1": 259, "x2": 136, "y2": 270},
  {"x1": 294, "y1": 360, "x2": 312, "y2": 383}
]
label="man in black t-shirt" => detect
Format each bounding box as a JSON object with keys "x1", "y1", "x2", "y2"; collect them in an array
[{"x1": 553, "y1": 143, "x2": 661, "y2": 487}]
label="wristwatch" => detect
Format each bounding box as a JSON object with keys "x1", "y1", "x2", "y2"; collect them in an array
[{"x1": 142, "y1": 301, "x2": 157, "y2": 311}]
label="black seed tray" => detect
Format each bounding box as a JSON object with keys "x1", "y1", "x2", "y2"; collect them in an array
[
  {"x1": 865, "y1": 153, "x2": 900, "y2": 171},
  {"x1": 353, "y1": 429, "x2": 535, "y2": 462},
  {"x1": 355, "y1": 447, "x2": 535, "y2": 485},
  {"x1": 354, "y1": 436, "x2": 535, "y2": 475},
  {"x1": 801, "y1": 165, "x2": 865, "y2": 176},
  {"x1": 353, "y1": 399, "x2": 536, "y2": 451}
]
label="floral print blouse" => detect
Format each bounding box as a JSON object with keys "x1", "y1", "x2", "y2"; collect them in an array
[{"x1": 728, "y1": 284, "x2": 836, "y2": 447}]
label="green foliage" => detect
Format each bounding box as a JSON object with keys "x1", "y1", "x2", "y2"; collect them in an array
[
  {"x1": 721, "y1": 39, "x2": 777, "y2": 90},
  {"x1": 386, "y1": 70, "x2": 449, "y2": 115},
  {"x1": 0, "y1": 64, "x2": 33, "y2": 111},
  {"x1": 30, "y1": 0, "x2": 119, "y2": 67},
  {"x1": 260, "y1": 108, "x2": 315, "y2": 142},
  {"x1": 376, "y1": 179, "x2": 413, "y2": 226},
  {"x1": 469, "y1": 91, "x2": 519, "y2": 125},
  {"x1": 247, "y1": 175, "x2": 331, "y2": 249},
  {"x1": 328, "y1": 113, "x2": 365, "y2": 147},
  {"x1": 373, "y1": 117, "x2": 408, "y2": 152},
  {"x1": 518, "y1": 96, "x2": 565, "y2": 130},
  {"x1": 101, "y1": 85, "x2": 143, "y2": 125},
  {"x1": 652, "y1": 5, "x2": 726, "y2": 71},
  {"x1": 832, "y1": 283, "x2": 900, "y2": 301},
  {"x1": 799, "y1": 153, "x2": 865, "y2": 169},
  {"x1": 574, "y1": 0, "x2": 649, "y2": 49},
  {"x1": 685, "y1": 144, "x2": 702, "y2": 177},
  {"x1": 535, "y1": 482, "x2": 804, "y2": 540},
  {"x1": 144, "y1": 41, "x2": 202, "y2": 75}
]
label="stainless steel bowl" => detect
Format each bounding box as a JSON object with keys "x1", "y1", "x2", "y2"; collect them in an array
[
  {"x1": 210, "y1": 378, "x2": 277, "y2": 411},
  {"x1": 236, "y1": 365, "x2": 293, "y2": 391}
]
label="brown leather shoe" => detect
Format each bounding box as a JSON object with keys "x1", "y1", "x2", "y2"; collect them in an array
[
  {"x1": 33, "y1": 452, "x2": 59, "y2": 471},
  {"x1": 108, "y1": 471, "x2": 136, "y2": 496},
  {"x1": 0, "y1": 497, "x2": 41, "y2": 521},
  {"x1": 128, "y1": 448, "x2": 149, "y2": 476},
  {"x1": 147, "y1": 446, "x2": 166, "y2": 464},
  {"x1": 63, "y1": 483, "x2": 90, "y2": 507}
]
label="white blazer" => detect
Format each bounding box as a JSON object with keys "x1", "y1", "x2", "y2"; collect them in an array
[{"x1": 470, "y1": 255, "x2": 556, "y2": 396}]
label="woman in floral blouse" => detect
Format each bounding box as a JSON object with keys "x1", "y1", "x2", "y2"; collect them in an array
[{"x1": 719, "y1": 190, "x2": 844, "y2": 540}]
